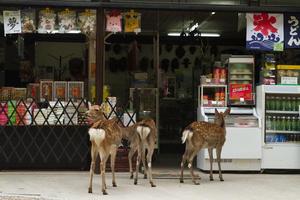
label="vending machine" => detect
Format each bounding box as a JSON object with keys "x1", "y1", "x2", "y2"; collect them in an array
[{"x1": 257, "y1": 85, "x2": 300, "y2": 169}]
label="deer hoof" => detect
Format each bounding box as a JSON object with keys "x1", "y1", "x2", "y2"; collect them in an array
[
  {"x1": 210, "y1": 177, "x2": 214, "y2": 181},
  {"x1": 88, "y1": 188, "x2": 92, "y2": 193},
  {"x1": 130, "y1": 174, "x2": 134, "y2": 179},
  {"x1": 102, "y1": 190, "x2": 108, "y2": 195},
  {"x1": 220, "y1": 178, "x2": 224, "y2": 182},
  {"x1": 112, "y1": 182, "x2": 117, "y2": 187},
  {"x1": 180, "y1": 179, "x2": 184, "y2": 183},
  {"x1": 194, "y1": 182, "x2": 200, "y2": 185},
  {"x1": 134, "y1": 180, "x2": 138, "y2": 185},
  {"x1": 150, "y1": 182, "x2": 156, "y2": 187},
  {"x1": 144, "y1": 174, "x2": 147, "y2": 179}
]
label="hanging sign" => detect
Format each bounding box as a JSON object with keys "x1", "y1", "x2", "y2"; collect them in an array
[
  {"x1": 106, "y1": 10, "x2": 122, "y2": 33},
  {"x1": 3, "y1": 10, "x2": 21, "y2": 35},
  {"x1": 246, "y1": 13, "x2": 284, "y2": 51},
  {"x1": 78, "y1": 9, "x2": 96, "y2": 36},
  {"x1": 229, "y1": 84, "x2": 252, "y2": 101},
  {"x1": 58, "y1": 8, "x2": 77, "y2": 33},
  {"x1": 21, "y1": 9, "x2": 36, "y2": 33},
  {"x1": 124, "y1": 10, "x2": 141, "y2": 34},
  {"x1": 284, "y1": 14, "x2": 300, "y2": 48},
  {"x1": 38, "y1": 8, "x2": 56, "y2": 33}
]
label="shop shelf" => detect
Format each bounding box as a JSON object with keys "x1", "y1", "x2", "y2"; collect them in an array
[
  {"x1": 230, "y1": 72, "x2": 253, "y2": 75},
  {"x1": 229, "y1": 78, "x2": 253, "y2": 81},
  {"x1": 266, "y1": 130, "x2": 300, "y2": 134},
  {"x1": 266, "y1": 110, "x2": 299, "y2": 114},
  {"x1": 200, "y1": 84, "x2": 227, "y2": 88}
]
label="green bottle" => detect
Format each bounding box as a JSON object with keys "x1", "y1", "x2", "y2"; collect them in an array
[
  {"x1": 286, "y1": 116, "x2": 291, "y2": 131},
  {"x1": 291, "y1": 117, "x2": 297, "y2": 131},
  {"x1": 286, "y1": 97, "x2": 292, "y2": 111},
  {"x1": 292, "y1": 97, "x2": 297, "y2": 111},
  {"x1": 275, "y1": 97, "x2": 281, "y2": 110}
]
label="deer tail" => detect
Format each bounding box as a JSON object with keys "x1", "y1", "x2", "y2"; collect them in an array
[
  {"x1": 88, "y1": 128, "x2": 105, "y2": 146},
  {"x1": 137, "y1": 125, "x2": 151, "y2": 141},
  {"x1": 182, "y1": 129, "x2": 193, "y2": 144}
]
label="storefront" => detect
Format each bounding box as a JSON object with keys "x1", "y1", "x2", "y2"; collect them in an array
[{"x1": 1, "y1": 0, "x2": 300, "y2": 171}]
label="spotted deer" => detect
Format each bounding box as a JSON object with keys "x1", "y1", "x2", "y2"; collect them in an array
[
  {"x1": 86, "y1": 105, "x2": 122, "y2": 195},
  {"x1": 180, "y1": 108, "x2": 230, "y2": 184}
]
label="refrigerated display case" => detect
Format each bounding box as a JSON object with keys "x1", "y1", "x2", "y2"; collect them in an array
[
  {"x1": 197, "y1": 83, "x2": 262, "y2": 171},
  {"x1": 228, "y1": 55, "x2": 255, "y2": 106},
  {"x1": 257, "y1": 85, "x2": 300, "y2": 169}
]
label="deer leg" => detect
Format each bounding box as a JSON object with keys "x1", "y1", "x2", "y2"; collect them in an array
[
  {"x1": 141, "y1": 147, "x2": 148, "y2": 179},
  {"x1": 88, "y1": 143, "x2": 97, "y2": 193},
  {"x1": 180, "y1": 149, "x2": 190, "y2": 183},
  {"x1": 110, "y1": 145, "x2": 117, "y2": 187},
  {"x1": 99, "y1": 150, "x2": 109, "y2": 195},
  {"x1": 134, "y1": 145, "x2": 142, "y2": 185},
  {"x1": 146, "y1": 147, "x2": 156, "y2": 187},
  {"x1": 208, "y1": 147, "x2": 214, "y2": 181},
  {"x1": 188, "y1": 150, "x2": 200, "y2": 185},
  {"x1": 128, "y1": 145, "x2": 136, "y2": 179},
  {"x1": 216, "y1": 146, "x2": 224, "y2": 181}
]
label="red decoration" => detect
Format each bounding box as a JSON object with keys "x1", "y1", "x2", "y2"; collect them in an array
[{"x1": 253, "y1": 13, "x2": 278, "y2": 36}]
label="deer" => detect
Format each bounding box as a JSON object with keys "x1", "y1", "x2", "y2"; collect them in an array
[
  {"x1": 86, "y1": 105, "x2": 157, "y2": 190},
  {"x1": 86, "y1": 105, "x2": 123, "y2": 195},
  {"x1": 179, "y1": 108, "x2": 230, "y2": 185}
]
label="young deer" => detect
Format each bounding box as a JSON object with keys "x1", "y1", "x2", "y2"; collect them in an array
[
  {"x1": 180, "y1": 108, "x2": 230, "y2": 185},
  {"x1": 133, "y1": 118, "x2": 157, "y2": 187},
  {"x1": 86, "y1": 105, "x2": 122, "y2": 195}
]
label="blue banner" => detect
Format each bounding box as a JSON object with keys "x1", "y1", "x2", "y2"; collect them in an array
[{"x1": 284, "y1": 14, "x2": 300, "y2": 48}]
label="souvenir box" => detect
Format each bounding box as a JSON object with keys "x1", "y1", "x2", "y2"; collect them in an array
[
  {"x1": 68, "y1": 81, "x2": 84, "y2": 100},
  {"x1": 1, "y1": 87, "x2": 15, "y2": 101},
  {"x1": 40, "y1": 80, "x2": 53, "y2": 101},
  {"x1": 14, "y1": 88, "x2": 27, "y2": 100},
  {"x1": 27, "y1": 83, "x2": 40, "y2": 101},
  {"x1": 54, "y1": 81, "x2": 68, "y2": 101}
]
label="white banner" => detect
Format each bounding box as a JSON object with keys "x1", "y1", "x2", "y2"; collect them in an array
[{"x1": 3, "y1": 10, "x2": 21, "y2": 36}]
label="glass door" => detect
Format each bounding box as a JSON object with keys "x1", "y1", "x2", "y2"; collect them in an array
[{"x1": 265, "y1": 93, "x2": 300, "y2": 144}]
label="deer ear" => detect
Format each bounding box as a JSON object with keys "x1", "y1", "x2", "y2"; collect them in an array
[
  {"x1": 224, "y1": 108, "x2": 231, "y2": 116},
  {"x1": 215, "y1": 108, "x2": 219, "y2": 115}
]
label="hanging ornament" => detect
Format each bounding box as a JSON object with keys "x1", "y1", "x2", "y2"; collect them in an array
[
  {"x1": 58, "y1": 8, "x2": 77, "y2": 33},
  {"x1": 106, "y1": 10, "x2": 122, "y2": 33},
  {"x1": 124, "y1": 9, "x2": 141, "y2": 34},
  {"x1": 78, "y1": 9, "x2": 96, "y2": 37},
  {"x1": 38, "y1": 8, "x2": 56, "y2": 33}
]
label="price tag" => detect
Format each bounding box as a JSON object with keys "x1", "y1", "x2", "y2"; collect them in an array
[
  {"x1": 220, "y1": 78, "x2": 225, "y2": 83},
  {"x1": 240, "y1": 97, "x2": 245, "y2": 102},
  {"x1": 281, "y1": 77, "x2": 298, "y2": 84},
  {"x1": 212, "y1": 101, "x2": 217, "y2": 105},
  {"x1": 206, "y1": 78, "x2": 211, "y2": 83}
]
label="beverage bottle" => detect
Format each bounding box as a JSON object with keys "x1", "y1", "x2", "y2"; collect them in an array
[
  {"x1": 287, "y1": 116, "x2": 292, "y2": 131},
  {"x1": 266, "y1": 116, "x2": 271, "y2": 130},
  {"x1": 298, "y1": 117, "x2": 300, "y2": 131},
  {"x1": 297, "y1": 97, "x2": 300, "y2": 111},
  {"x1": 282, "y1": 97, "x2": 286, "y2": 111},
  {"x1": 276, "y1": 116, "x2": 281, "y2": 130},
  {"x1": 281, "y1": 116, "x2": 286, "y2": 131},
  {"x1": 271, "y1": 116, "x2": 276, "y2": 130},
  {"x1": 275, "y1": 97, "x2": 281, "y2": 110},
  {"x1": 266, "y1": 96, "x2": 270, "y2": 110},
  {"x1": 286, "y1": 97, "x2": 292, "y2": 111},
  {"x1": 292, "y1": 97, "x2": 297, "y2": 111},
  {"x1": 270, "y1": 96, "x2": 275, "y2": 110}
]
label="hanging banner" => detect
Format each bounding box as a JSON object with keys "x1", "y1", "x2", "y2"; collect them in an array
[
  {"x1": 106, "y1": 10, "x2": 122, "y2": 33},
  {"x1": 38, "y1": 8, "x2": 56, "y2": 33},
  {"x1": 3, "y1": 10, "x2": 21, "y2": 35},
  {"x1": 58, "y1": 8, "x2": 77, "y2": 33},
  {"x1": 284, "y1": 14, "x2": 300, "y2": 48},
  {"x1": 124, "y1": 10, "x2": 141, "y2": 34},
  {"x1": 21, "y1": 9, "x2": 36, "y2": 33},
  {"x1": 78, "y1": 9, "x2": 96, "y2": 37},
  {"x1": 246, "y1": 13, "x2": 284, "y2": 51}
]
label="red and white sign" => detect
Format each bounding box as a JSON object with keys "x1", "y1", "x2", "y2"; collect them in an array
[{"x1": 229, "y1": 84, "x2": 252, "y2": 101}]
